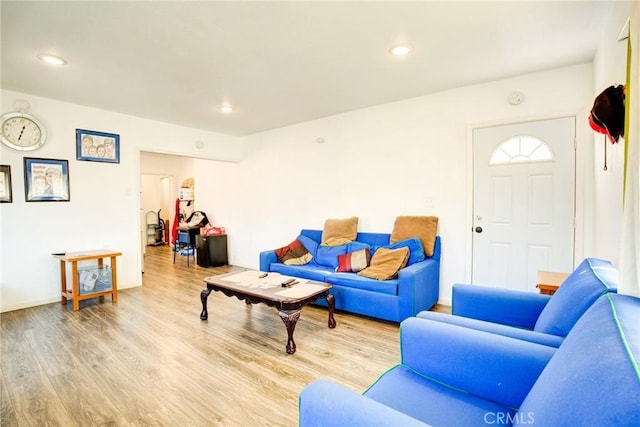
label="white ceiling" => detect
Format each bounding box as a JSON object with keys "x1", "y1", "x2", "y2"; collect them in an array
[{"x1": 1, "y1": 1, "x2": 611, "y2": 137}]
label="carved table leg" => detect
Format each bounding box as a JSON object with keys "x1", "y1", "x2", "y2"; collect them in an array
[
  {"x1": 200, "y1": 288, "x2": 212, "y2": 320},
  {"x1": 278, "y1": 310, "x2": 301, "y2": 354},
  {"x1": 325, "y1": 294, "x2": 337, "y2": 329}
]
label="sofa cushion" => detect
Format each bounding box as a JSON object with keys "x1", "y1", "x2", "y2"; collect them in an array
[
  {"x1": 327, "y1": 272, "x2": 398, "y2": 295},
  {"x1": 316, "y1": 244, "x2": 349, "y2": 269},
  {"x1": 364, "y1": 366, "x2": 516, "y2": 426},
  {"x1": 270, "y1": 263, "x2": 333, "y2": 282},
  {"x1": 390, "y1": 216, "x2": 438, "y2": 257},
  {"x1": 385, "y1": 237, "x2": 425, "y2": 266},
  {"x1": 274, "y1": 239, "x2": 313, "y2": 266},
  {"x1": 534, "y1": 258, "x2": 618, "y2": 336},
  {"x1": 358, "y1": 247, "x2": 409, "y2": 280},
  {"x1": 336, "y1": 248, "x2": 371, "y2": 273},
  {"x1": 321, "y1": 217, "x2": 358, "y2": 246}
]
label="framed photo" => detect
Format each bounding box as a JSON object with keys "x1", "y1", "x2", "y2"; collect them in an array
[
  {"x1": 24, "y1": 158, "x2": 70, "y2": 202},
  {"x1": 76, "y1": 129, "x2": 120, "y2": 163},
  {"x1": 0, "y1": 165, "x2": 13, "y2": 203}
]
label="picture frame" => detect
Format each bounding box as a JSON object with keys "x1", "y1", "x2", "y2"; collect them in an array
[
  {"x1": 0, "y1": 165, "x2": 13, "y2": 203},
  {"x1": 76, "y1": 128, "x2": 120, "y2": 163},
  {"x1": 24, "y1": 158, "x2": 70, "y2": 202}
]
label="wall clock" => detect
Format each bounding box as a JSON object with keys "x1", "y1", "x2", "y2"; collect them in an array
[{"x1": 1, "y1": 111, "x2": 47, "y2": 151}]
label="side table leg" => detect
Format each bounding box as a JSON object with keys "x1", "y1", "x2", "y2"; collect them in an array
[
  {"x1": 278, "y1": 310, "x2": 301, "y2": 354},
  {"x1": 71, "y1": 261, "x2": 80, "y2": 311},
  {"x1": 325, "y1": 294, "x2": 337, "y2": 329},
  {"x1": 200, "y1": 288, "x2": 212, "y2": 320},
  {"x1": 60, "y1": 260, "x2": 67, "y2": 304}
]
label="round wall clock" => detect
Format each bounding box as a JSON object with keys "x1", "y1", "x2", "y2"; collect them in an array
[{"x1": 1, "y1": 112, "x2": 47, "y2": 151}]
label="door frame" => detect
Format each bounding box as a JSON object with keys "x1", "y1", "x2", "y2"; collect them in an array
[{"x1": 464, "y1": 110, "x2": 590, "y2": 284}]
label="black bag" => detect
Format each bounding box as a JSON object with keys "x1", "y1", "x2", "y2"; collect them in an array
[{"x1": 589, "y1": 84, "x2": 625, "y2": 143}]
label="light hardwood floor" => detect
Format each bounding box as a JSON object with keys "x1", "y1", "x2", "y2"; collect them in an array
[{"x1": 1, "y1": 245, "x2": 449, "y2": 426}]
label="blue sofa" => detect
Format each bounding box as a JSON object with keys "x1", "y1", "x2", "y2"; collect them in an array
[
  {"x1": 299, "y1": 292, "x2": 640, "y2": 426},
  {"x1": 259, "y1": 229, "x2": 440, "y2": 322},
  {"x1": 417, "y1": 258, "x2": 618, "y2": 347}
]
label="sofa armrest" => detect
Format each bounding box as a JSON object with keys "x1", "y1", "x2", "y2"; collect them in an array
[
  {"x1": 416, "y1": 311, "x2": 564, "y2": 348},
  {"x1": 397, "y1": 259, "x2": 440, "y2": 320},
  {"x1": 452, "y1": 283, "x2": 551, "y2": 329},
  {"x1": 299, "y1": 379, "x2": 428, "y2": 427},
  {"x1": 259, "y1": 250, "x2": 277, "y2": 272},
  {"x1": 400, "y1": 317, "x2": 555, "y2": 409}
]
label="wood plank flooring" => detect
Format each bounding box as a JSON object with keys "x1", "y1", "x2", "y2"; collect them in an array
[{"x1": 1, "y1": 245, "x2": 449, "y2": 427}]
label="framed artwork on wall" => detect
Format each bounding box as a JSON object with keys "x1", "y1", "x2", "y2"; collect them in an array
[
  {"x1": 0, "y1": 165, "x2": 13, "y2": 203},
  {"x1": 24, "y1": 158, "x2": 70, "y2": 202},
  {"x1": 76, "y1": 128, "x2": 120, "y2": 163}
]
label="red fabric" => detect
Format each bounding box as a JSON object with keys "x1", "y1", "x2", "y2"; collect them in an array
[
  {"x1": 336, "y1": 248, "x2": 371, "y2": 273},
  {"x1": 274, "y1": 240, "x2": 311, "y2": 265},
  {"x1": 589, "y1": 114, "x2": 615, "y2": 143},
  {"x1": 171, "y1": 198, "x2": 180, "y2": 245}
]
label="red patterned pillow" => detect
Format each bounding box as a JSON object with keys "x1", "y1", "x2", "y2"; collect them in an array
[
  {"x1": 275, "y1": 240, "x2": 313, "y2": 265},
  {"x1": 336, "y1": 248, "x2": 371, "y2": 273}
]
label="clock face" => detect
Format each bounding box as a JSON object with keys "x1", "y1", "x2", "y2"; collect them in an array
[{"x1": 1, "y1": 113, "x2": 46, "y2": 151}]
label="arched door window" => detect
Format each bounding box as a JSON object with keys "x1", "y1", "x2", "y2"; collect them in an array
[{"x1": 489, "y1": 135, "x2": 554, "y2": 165}]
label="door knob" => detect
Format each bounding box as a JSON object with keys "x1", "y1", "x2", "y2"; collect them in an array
[{"x1": 475, "y1": 226, "x2": 483, "y2": 233}]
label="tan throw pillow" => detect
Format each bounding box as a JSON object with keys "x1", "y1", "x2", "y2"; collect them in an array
[
  {"x1": 358, "y1": 247, "x2": 409, "y2": 280},
  {"x1": 390, "y1": 216, "x2": 439, "y2": 257},
  {"x1": 321, "y1": 217, "x2": 358, "y2": 246}
]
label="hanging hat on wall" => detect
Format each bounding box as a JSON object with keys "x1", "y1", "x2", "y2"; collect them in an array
[{"x1": 589, "y1": 84, "x2": 625, "y2": 144}]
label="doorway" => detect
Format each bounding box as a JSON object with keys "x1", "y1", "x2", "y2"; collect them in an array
[
  {"x1": 140, "y1": 174, "x2": 173, "y2": 272},
  {"x1": 471, "y1": 116, "x2": 576, "y2": 291}
]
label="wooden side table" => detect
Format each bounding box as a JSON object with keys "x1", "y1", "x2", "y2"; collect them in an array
[
  {"x1": 536, "y1": 270, "x2": 569, "y2": 295},
  {"x1": 53, "y1": 249, "x2": 122, "y2": 311}
]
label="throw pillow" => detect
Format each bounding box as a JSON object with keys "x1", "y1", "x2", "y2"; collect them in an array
[
  {"x1": 321, "y1": 217, "x2": 358, "y2": 246},
  {"x1": 316, "y1": 244, "x2": 349, "y2": 269},
  {"x1": 346, "y1": 240, "x2": 370, "y2": 253},
  {"x1": 390, "y1": 216, "x2": 438, "y2": 257},
  {"x1": 358, "y1": 247, "x2": 409, "y2": 280},
  {"x1": 297, "y1": 235, "x2": 319, "y2": 258},
  {"x1": 274, "y1": 240, "x2": 313, "y2": 266},
  {"x1": 385, "y1": 237, "x2": 426, "y2": 265},
  {"x1": 336, "y1": 248, "x2": 371, "y2": 273}
]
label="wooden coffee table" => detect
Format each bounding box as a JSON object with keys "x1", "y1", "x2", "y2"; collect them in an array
[{"x1": 200, "y1": 271, "x2": 336, "y2": 354}]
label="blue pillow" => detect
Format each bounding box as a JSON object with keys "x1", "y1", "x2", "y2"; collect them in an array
[
  {"x1": 369, "y1": 244, "x2": 382, "y2": 257},
  {"x1": 297, "y1": 235, "x2": 319, "y2": 258},
  {"x1": 385, "y1": 238, "x2": 425, "y2": 265},
  {"x1": 347, "y1": 241, "x2": 371, "y2": 253},
  {"x1": 316, "y1": 244, "x2": 349, "y2": 268}
]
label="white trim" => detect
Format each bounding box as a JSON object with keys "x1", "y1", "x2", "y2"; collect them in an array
[{"x1": 1, "y1": 296, "x2": 61, "y2": 313}]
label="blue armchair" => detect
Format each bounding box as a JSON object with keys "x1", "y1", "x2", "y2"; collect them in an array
[
  {"x1": 299, "y1": 293, "x2": 640, "y2": 426},
  {"x1": 417, "y1": 258, "x2": 618, "y2": 347}
]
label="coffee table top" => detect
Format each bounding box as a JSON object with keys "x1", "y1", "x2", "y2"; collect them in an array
[{"x1": 203, "y1": 270, "x2": 331, "y2": 304}]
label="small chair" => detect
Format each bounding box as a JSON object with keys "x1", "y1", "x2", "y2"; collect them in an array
[
  {"x1": 417, "y1": 258, "x2": 618, "y2": 347},
  {"x1": 173, "y1": 231, "x2": 195, "y2": 266}
]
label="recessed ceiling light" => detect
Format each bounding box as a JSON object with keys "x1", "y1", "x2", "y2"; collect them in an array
[
  {"x1": 37, "y1": 53, "x2": 67, "y2": 65},
  {"x1": 390, "y1": 45, "x2": 412, "y2": 56},
  {"x1": 219, "y1": 105, "x2": 234, "y2": 113}
]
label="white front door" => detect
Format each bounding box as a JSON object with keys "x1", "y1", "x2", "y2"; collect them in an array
[{"x1": 472, "y1": 117, "x2": 576, "y2": 291}]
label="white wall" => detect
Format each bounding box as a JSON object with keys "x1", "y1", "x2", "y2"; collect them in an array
[
  {"x1": 2, "y1": 1, "x2": 632, "y2": 311},
  {"x1": 591, "y1": 2, "x2": 633, "y2": 264},
  {"x1": 0, "y1": 90, "x2": 243, "y2": 312},
  {"x1": 199, "y1": 63, "x2": 594, "y2": 305}
]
